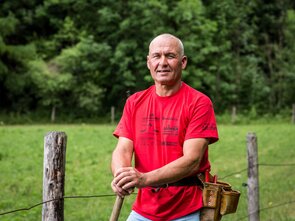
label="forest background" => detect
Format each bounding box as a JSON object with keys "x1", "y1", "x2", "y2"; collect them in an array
[{"x1": 1, "y1": 0, "x2": 295, "y2": 124}]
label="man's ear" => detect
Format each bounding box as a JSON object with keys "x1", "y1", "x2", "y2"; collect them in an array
[
  {"x1": 182, "y1": 56, "x2": 187, "y2": 69},
  {"x1": 147, "y1": 56, "x2": 150, "y2": 70}
]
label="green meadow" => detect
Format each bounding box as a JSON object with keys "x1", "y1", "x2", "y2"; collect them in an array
[{"x1": 0, "y1": 124, "x2": 294, "y2": 221}]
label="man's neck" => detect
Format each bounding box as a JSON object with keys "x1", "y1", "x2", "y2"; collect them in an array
[{"x1": 155, "y1": 81, "x2": 182, "y2": 97}]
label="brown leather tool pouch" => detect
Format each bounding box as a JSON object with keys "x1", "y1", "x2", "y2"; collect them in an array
[
  {"x1": 220, "y1": 188, "x2": 240, "y2": 215},
  {"x1": 201, "y1": 182, "x2": 223, "y2": 221},
  {"x1": 200, "y1": 180, "x2": 240, "y2": 221}
]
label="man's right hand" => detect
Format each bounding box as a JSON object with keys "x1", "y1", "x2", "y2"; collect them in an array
[
  {"x1": 111, "y1": 167, "x2": 145, "y2": 197},
  {"x1": 111, "y1": 178, "x2": 134, "y2": 198}
]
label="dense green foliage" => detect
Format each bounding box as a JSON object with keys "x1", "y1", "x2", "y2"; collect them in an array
[
  {"x1": 0, "y1": 124, "x2": 294, "y2": 220},
  {"x1": 0, "y1": 0, "x2": 294, "y2": 121}
]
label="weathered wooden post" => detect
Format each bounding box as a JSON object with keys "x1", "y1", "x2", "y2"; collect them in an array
[
  {"x1": 42, "y1": 132, "x2": 67, "y2": 221},
  {"x1": 246, "y1": 132, "x2": 259, "y2": 221}
]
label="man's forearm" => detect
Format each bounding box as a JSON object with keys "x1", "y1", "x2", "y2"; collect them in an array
[
  {"x1": 111, "y1": 137, "x2": 134, "y2": 176},
  {"x1": 111, "y1": 149, "x2": 132, "y2": 175},
  {"x1": 142, "y1": 155, "x2": 201, "y2": 186},
  {"x1": 141, "y1": 138, "x2": 208, "y2": 187},
  {"x1": 112, "y1": 138, "x2": 208, "y2": 191}
]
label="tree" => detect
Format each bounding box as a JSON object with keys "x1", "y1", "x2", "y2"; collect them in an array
[
  {"x1": 0, "y1": 11, "x2": 38, "y2": 113},
  {"x1": 53, "y1": 36, "x2": 110, "y2": 116},
  {"x1": 0, "y1": 0, "x2": 294, "y2": 121},
  {"x1": 28, "y1": 59, "x2": 72, "y2": 122}
]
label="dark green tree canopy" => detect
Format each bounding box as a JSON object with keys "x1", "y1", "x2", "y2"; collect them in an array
[{"x1": 0, "y1": 0, "x2": 294, "y2": 121}]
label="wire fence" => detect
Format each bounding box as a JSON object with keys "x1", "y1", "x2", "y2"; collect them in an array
[
  {"x1": 0, "y1": 194, "x2": 117, "y2": 216},
  {"x1": 1, "y1": 162, "x2": 295, "y2": 219}
]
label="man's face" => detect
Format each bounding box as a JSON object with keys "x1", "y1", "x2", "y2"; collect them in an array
[{"x1": 147, "y1": 37, "x2": 187, "y2": 86}]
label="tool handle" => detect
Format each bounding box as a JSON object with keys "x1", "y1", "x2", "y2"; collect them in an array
[{"x1": 109, "y1": 195, "x2": 124, "y2": 221}]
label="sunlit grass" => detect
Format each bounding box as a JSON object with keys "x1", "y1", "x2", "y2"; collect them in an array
[{"x1": 0, "y1": 124, "x2": 294, "y2": 220}]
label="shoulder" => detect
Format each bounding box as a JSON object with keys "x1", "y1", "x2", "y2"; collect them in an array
[
  {"x1": 125, "y1": 85, "x2": 155, "y2": 106},
  {"x1": 181, "y1": 83, "x2": 213, "y2": 106}
]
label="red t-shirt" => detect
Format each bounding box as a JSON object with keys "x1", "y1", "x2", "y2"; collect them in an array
[{"x1": 113, "y1": 82, "x2": 218, "y2": 221}]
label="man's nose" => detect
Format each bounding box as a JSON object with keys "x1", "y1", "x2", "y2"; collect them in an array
[{"x1": 159, "y1": 55, "x2": 168, "y2": 65}]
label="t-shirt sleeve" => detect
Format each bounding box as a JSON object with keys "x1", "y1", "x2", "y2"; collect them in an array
[
  {"x1": 113, "y1": 98, "x2": 134, "y2": 141},
  {"x1": 184, "y1": 96, "x2": 219, "y2": 144}
]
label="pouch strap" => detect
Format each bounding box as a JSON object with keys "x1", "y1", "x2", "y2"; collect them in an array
[{"x1": 150, "y1": 174, "x2": 204, "y2": 188}]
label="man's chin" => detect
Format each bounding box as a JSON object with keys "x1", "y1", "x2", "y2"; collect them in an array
[{"x1": 156, "y1": 79, "x2": 178, "y2": 86}]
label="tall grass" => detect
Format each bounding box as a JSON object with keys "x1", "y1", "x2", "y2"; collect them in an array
[{"x1": 0, "y1": 124, "x2": 294, "y2": 220}]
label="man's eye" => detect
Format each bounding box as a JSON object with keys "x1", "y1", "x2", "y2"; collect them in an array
[{"x1": 167, "y1": 54, "x2": 176, "y2": 58}]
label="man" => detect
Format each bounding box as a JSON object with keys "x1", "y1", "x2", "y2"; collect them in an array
[{"x1": 111, "y1": 33, "x2": 218, "y2": 221}]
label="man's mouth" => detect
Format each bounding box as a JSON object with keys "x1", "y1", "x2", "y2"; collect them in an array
[{"x1": 157, "y1": 70, "x2": 170, "y2": 73}]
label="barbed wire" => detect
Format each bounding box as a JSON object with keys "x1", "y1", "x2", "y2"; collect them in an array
[
  {"x1": 220, "y1": 168, "x2": 248, "y2": 179},
  {"x1": 0, "y1": 193, "x2": 120, "y2": 216},
  {"x1": 1, "y1": 162, "x2": 294, "y2": 218},
  {"x1": 236, "y1": 200, "x2": 295, "y2": 220},
  {"x1": 258, "y1": 163, "x2": 295, "y2": 167},
  {"x1": 220, "y1": 162, "x2": 295, "y2": 179},
  {"x1": 1, "y1": 193, "x2": 294, "y2": 219},
  {"x1": 1, "y1": 192, "x2": 295, "y2": 218}
]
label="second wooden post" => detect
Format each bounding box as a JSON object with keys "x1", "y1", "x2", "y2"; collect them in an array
[
  {"x1": 246, "y1": 132, "x2": 260, "y2": 221},
  {"x1": 42, "y1": 131, "x2": 67, "y2": 221}
]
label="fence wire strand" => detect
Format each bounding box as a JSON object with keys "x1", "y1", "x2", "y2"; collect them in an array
[
  {"x1": 0, "y1": 194, "x2": 117, "y2": 216},
  {"x1": 236, "y1": 200, "x2": 295, "y2": 220},
  {"x1": 1, "y1": 163, "x2": 294, "y2": 218},
  {"x1": 221, "y1": 162, "x2": 295, "y2": 179}
]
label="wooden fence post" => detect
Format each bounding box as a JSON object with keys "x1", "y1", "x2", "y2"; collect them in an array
[
  {"x1": 246, "y1": 132, "x2": 260, "y2": 221},
  {"x1": 42, "y1": 132, "x2": 67, "y2": 221}
]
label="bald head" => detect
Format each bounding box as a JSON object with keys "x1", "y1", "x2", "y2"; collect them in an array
[
  {"x1": 148, "y1": 34, "x2": 184, "y2": 57},
  {"x1": 146, "y1": 33, "x2": 187, "y2": 91}
]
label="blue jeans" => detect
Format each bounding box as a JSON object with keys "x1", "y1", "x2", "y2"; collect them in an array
[{"x1": 127, "y1": 210, "x2": 200, "y2": 221}]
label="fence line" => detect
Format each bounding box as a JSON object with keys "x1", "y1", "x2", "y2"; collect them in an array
[
  {"x1": 236, "y1": 200, "x2": 295, "y2": 221},
  {"x1": 0, "y1": 193, "x2": 119, "y2": 216},
  {"x1": 258, "y1": 163, "x2": 295, "y2": 166},
  {"x1": 220, "y1": 168, "x2": 248, "y2": 179},
  {"x1": 1, "y1": 192, "x2": 295, "y2": 219},
  {"x1": 1, "y1": 132, "x2": 295, "y2": 220},
  {"x1": 220, "y1": 162, "x2": 295, "y2": 179},
  {"x1": 1, "y1": 162, "x2": 295, "y2": 218}
]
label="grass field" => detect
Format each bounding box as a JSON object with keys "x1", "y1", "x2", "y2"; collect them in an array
[{"x1": 0, "y1": 124, "x2": 294, "y2": 221}]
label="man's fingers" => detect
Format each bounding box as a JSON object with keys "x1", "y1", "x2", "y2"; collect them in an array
[
  {"x1": 114, "y1": 170, "x2": 138, "y2": 187},
  {"x1": 114, "y1": 167, "x2": 133, "y2": 177},
  {"x1": 115, "y1": 173, "x2": 134, "y2": 186},
  {"x1": 112, "y1": 180, "x2": 131, "y2": 197},
  {"x1": 113, "y1": 167, "x2": 143, "y2": 191},
  {"x1": 127, "y1": 187, "x2": 135, "y2": 194}
]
